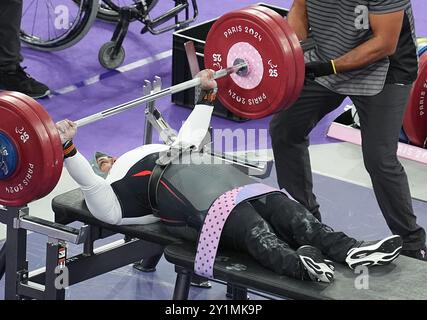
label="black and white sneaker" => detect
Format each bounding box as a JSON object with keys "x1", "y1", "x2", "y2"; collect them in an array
[
  {"x1": 346, "y1": 235, "x2": 402, "y2": 269},
  {"x1": 297, "y1": 245, "x2": 334, "y2": 283},
  {"x1": 0, "y1": 65, "x2": 50, "y2": 99}
]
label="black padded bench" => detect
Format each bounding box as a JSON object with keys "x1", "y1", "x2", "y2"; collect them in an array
[
  {"x1": 165, "y1": 242, "x2": 427, "y2": 300},
  {"x1": 53, "y1": 188, "x2": 180, "y2": 246}
]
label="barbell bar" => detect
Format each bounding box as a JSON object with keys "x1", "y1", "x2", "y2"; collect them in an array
[{"x1": 75, "y1": 62, "x2": 247, "y2": 127}]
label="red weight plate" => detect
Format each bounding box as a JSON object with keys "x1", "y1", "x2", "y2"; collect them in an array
[
  {"x1": 206, "y1": 8, "x2": 292, "y2": 118},
  {"x1": 1, "y1": 94, "x2": 57, "y2": 202},
  {"x1": 8, "y1": 93, "x2": 63, "y2": 200},
  {"x1": 240, "y1": 6, "x2": 296, "y2": 110},
  {"x1": 24, "y1": 95, "x2": 63, "y2": 198},
  {"x1": 7, "y1": 92, "x2": 63, "y2": 199},
  {"x1": 248, "y1": 5, "x2": 305, "y2": 107},
  {"x1": 204, "y1": 8, "x2": 293, "y2": 119},
  {"x1": 403, "y1": 53, "x2": 427, "y2": 148},
  {"x1": 8, "y1": 94, "x2": 61, "y2": 203},
  {"x1": 239, "y1": 7, "x2": 296, "y2": 112},
  {"x1": 0, "y1": 93, "x2": 56, "y2": 205},
  {"x1": 0, "y1": 92, "x2": 55, "y2": 206},
  {"x1": 281, "y1": 19, "x2": 305, "y2": 106}
]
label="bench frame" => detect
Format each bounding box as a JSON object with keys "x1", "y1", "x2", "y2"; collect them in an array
[
  {"x1": 172, "y1": 265, "x2": 249, "y2": 300},
  {"x1": 0, "y1": 205, "x2": 165, "y2": 300}
]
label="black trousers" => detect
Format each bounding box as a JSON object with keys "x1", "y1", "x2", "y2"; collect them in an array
[
  {"x1": 166, "y1": 193, "x2": 357, "y2": 280},
  {"x1": 0, "y1": 0, "x2": 22, "y2": 69},
  {"x1": 270, "y1": 79, "x2": 426, "y2": 251}
]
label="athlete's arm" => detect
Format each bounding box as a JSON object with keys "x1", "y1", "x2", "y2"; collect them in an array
[
  {"x1": 55, "y1": 120, "x2": 123, "y2": 225},
  {"x1": 173, "y1": 69, "x2": 217, "y2": 150}
]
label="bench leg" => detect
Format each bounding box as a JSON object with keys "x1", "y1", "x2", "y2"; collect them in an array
[
  {"x1": 133, "y1": 243, "x2": 164, "y2": 272},
  {"x1": 4, "y1": 209, "x2": 28, "y2": 300},
  {"x1": 133, "y1": 253, "x2": 163, "y2": 272},
  {"x1": 44, "y1": 239, "x2": 66, "y2": 300},
  {"x1": 226, "y1": 283, "x2": 249, "y2": 300},
  {"x1": 0, "y1": 241, "x2": 5, "y2": 281},
  {"x1": 173, "y1": 266, "x2": 192, "y2": 300},
  {"x1": 190, "y1": 273, "x2": 211, "y2": 288}
]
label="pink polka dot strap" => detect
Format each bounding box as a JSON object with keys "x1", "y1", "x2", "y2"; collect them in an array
[{"x1": 194, "y1": 183, "x2": 283, "y2": 279}]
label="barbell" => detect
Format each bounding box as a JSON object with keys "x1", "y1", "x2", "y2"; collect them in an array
[{"x1": 0, "y1": 6, "x2": 306, "y2": 207}]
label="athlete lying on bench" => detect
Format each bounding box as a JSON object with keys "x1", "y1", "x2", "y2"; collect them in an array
[{"x1": 56, "y1": 69, "x2": 402, "y2": 283}]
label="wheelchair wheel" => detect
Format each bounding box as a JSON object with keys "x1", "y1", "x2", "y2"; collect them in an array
[
  {"x1": 97, "y1": 0, "x2": 159, "y2": 23},
  {"x1": 20, "y1": 0, "x2": 98, "y2": 51},
  {"x1": 98, "y1": 41, "x2": 125, "y2": 69}
]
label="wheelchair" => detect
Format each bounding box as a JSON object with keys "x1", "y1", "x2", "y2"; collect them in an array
[
  {"x1": 20, "y1": 0, "x2": 98, "y2": 51},
  {"x1": 20, "y1": 0, "x2": 198, "y2": 68},
  {"x1": 96, "y1": 0, "x2": 159, "y2": 23},
  {"x1": 98, "y1": 0, "x2": 198, "y2": 69}
]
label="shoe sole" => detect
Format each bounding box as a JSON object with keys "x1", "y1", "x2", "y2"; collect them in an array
[
  {"x1": 29, "y1": 90, "x2": 51, "y2": 99},
  {"x1": 0, "y1": 89, "x2": 50, "y2": 99},
  {"x1": 324, "y1": 259, "x2": 335, "y2": 271},
  {"x1": 299, "y1": 255, "x2": 334, "y2": 283},
  {"x1": 346, "y1": 235, "x2": 403, "y2": 269},
  {"x1": 191, "y1": 281, "x2": 212, "y2": 288}
]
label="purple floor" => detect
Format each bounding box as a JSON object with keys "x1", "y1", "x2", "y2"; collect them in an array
[{"x1": 1, "y1": 0, "x2": 427, "y2": 300}]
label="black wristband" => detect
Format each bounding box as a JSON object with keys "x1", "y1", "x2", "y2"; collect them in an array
[
  {"x1": 195, "y1": 86, "x2": 217, "y2": 106},
  {"x1": 305, "y1": 61, "x2": 336, "y2": 80},
  {"x1": 63, "y1": 140, "x2": 77, "y2": 159}
]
